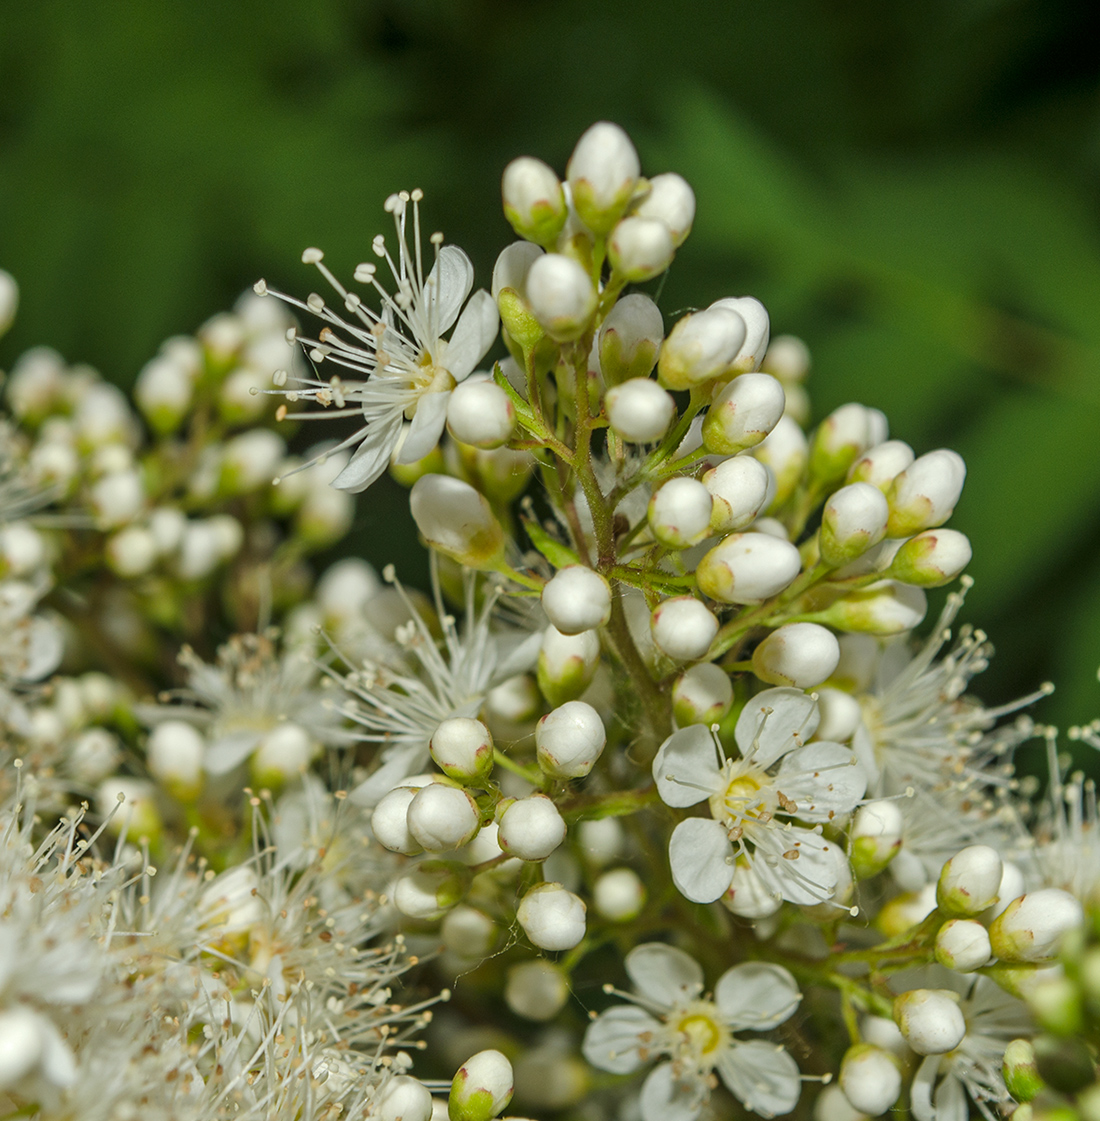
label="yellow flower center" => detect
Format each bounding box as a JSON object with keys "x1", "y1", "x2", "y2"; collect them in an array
[
  {"x1": 669, "y1": 1000, "x2": 730, "y2": 1067},
  {"x1": 709, "y1": 759, "x2": 775, "y2": 831}
]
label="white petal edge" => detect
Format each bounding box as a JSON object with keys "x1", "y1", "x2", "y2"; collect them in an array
[
  {"x1": 775, "y1": 741, "x2": 867, "y2": 821},
  {"x1": 332, "y1": 417, "x2": 404, "y2": 492},
  {"x1": 396, "y1": 391, "x2": 450, "y2": 464},
  {"x1": 716, "y1": 1040, "x2": 801, "y2": 1118},
  {"x1": 653, "y1": 725, "x2": 721, "y2": 808},
  {"x1": 669, "y1": 817, "x2": 734, "y2": 903},
  {"x1": 444, "y1": 289, "x2": 499, "y2": 380},
  {"x1": 625, "y1": 943, "x2": 704, "y2": 1010},
  {"x1": 750, "y1": 826, "x2": 840, "y2": 906},
  {"x1": 715, "y1": 962, "x2": 802, "y2": 1031},
  {"x1": 640, "y1": 1061, "x2": 709, "y2": 1121},
  {"x1": 426, "y1": 245, "x2": 474, "y2": 336},
  {"x1": 582, "y1": 1005, "x2": 661, "y2": 1075},
  {"x1": 735, "y1": 687, "x2": 819, "y2": 770}
]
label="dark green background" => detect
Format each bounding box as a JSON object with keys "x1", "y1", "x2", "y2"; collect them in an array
[{"x1": 3, "y1": 0, "x2": 1099, "y2": 750}]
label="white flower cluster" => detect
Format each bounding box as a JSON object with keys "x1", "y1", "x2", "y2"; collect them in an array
[{"x1": 0, "y1": 124, "x2": 1094, "y2": 1121}]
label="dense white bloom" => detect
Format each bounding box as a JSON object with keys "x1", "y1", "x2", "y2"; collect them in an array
[
  {"x1": 258, "y1": 191, "x2": 498, "y2": 491},
  {"x1": 653, "y1": 688, "x2": 865, "y2": 904},
  {"x1": 583, "y1": 944, "x2": 802, "y2": 1121}
]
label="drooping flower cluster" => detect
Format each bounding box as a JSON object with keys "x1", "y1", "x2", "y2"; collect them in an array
[{"x1": 0, "y1": 120, "x2": 1094, "y2": 1121}]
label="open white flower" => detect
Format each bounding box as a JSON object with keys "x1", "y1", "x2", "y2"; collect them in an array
[
  {"x1": 258, "y1": 190, "x2": 499, "y2": 492},
  {"x1": 583, "y1": 943, "x2": 802, "y2": 1121},
  {"x1": 653, "y1": 687, "x2": 866, "y2": 905}
]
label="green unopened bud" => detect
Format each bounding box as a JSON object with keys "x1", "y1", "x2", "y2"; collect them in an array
[
  {"x1": 566, "y1": 121, "x2": 640, "y2": 235},
  {"x1": 991, "y1": 890, "x2": 1084, "y2": 963},
  {"x1": 450, "y1": 1049, "x2": 515, "y2": 1121},
  {"x1": 811, "y1": 581, "x2": 927, "y2": 636},
  {"x1": 672, "y1": 663, "x2": 733, "y2": 726},
  {"x1": 1003, "y1": 1039, "x2": 1044, "y2": 1103},
  {"x1": 598, "y1": 294, "x2": 663, "y2": 385},
  {"x1": 502, "y1": 157, "x2": 568, "y2": 246},
  {"x1": 537, "y1": 626, "x2": 600, "y2": 706},
  {"x1": 497, "y1": 287, "x2": 545, "y2": 353},
  {"x1": 888, "y1": 529, "x2": 973, "y2": 587},
  {"x1": 809, "y1": 404, "x2": 887, "y2": 486},
  {"x1": 885, "y1": 449, "x2": 966, "y2": 537},
  {"x1": 820, "y1": 483, "x2": 889, "y2": 567},
  {"x1": 937, "y1": 844, "x2": 1003, "y2": 916},
  {"x1": 1029, "y1": 976, "x2": 1085, "y2": 1037},
  {"x1": 1033, "y1": 1034, "x2": 1096, "y2": 1095},
  {"x1": 935, "y1": 919, "x2": 992, "y2": 972},
  {"x1": 752, "y1": 415, "x2": 808, "y2": 510},
  {"x1": 409, "y1": 475, "x2": 505, "y2": 569},
  {"x1": 849, "y1": 800, "x2": 903, "y2": 878},
  {"x1": 392, "y1": 859, "x2": 471, "y2": 921}
]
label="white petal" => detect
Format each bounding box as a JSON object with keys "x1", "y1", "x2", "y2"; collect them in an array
[
  {"x1": 349, "y1": 743, "x2": 428, "y2": 807},
  {"x1": 775, "y1": 742, "x2": 867, "y2": 820},
  {"x1": 714, "y1": 962, "x2": 801, "y2": 1030},
  {"x1": 22, "y1": 618, "x2": 64, "y2": 681},
  {"x1": 653, "y1": 725, "x2": 722, "y2": 808},
  {"x1": 933, "y1": 1070, "x2": 968, "y2": 1121},
  {"x1": 426, "y1": 245, "x2": 474, "y2": 336},
  {"x1": 204, "y1": 730, "x2": 261, "y2": 775},
  {"x1": 750, "y1": 827, "x2": 840, "y2": 906},
  {"x1": 910, "y1": 1054, "x2": 941, "y2": 1121},
  {"x1": 396, "y1": 391, "x2": 449, "y2": 464},
  {"x1": 640, "y1": 1062, "x2": 709, "y2": 1121},
  {"x1": 35, "y1": 1015, "x2": 77, "y2": 1089},
  {"x1": 582, "y1": 1005, "x2": 661, "y2": 1074},
  {"x1": 444, "y1": 289, "x2": 499, "y2": 380},
  {"x1": 716, "y1": 1041, "x2": 801, "y2": 1118},
  {"x1": 331, "y1": 419, "x2": 403, "y2": 492},
  {"x1": 625, "y1": 943, "x2": 704, "y2": 1008},
  {"x1": 669, "y1": 817, "x2": 734, "y2": 903},
  {"x1": 735, "y1": 687, "x2": 819, "y2": 770}
]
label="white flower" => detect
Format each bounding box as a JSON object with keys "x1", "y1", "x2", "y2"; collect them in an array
[
  {"x1": 653, "y1": 687, "x2": 866, "y2": 905},
  {"x1": 583, "y1": 943, "x2": 802, "y2": 1121},
  {"x1": 900, "y1": 970, "x2": 1030, "y2": 1121},
  {"x1": 340, "y1": 571, "x2": 540, "y2": 805},
  {"x1": 258, "y1": 190, "x2": 499, "y2": 492}
]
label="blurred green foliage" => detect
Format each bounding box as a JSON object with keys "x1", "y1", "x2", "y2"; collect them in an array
[{"x1": 2, "y1": 0, "x2": 1099, "y2": 746}]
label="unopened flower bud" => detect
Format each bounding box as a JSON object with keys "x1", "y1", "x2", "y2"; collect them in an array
[
  {"x1": 406, "y1": 783, "x2": 481, "y2": 852},
  {"x1": 505, "y1": 960, "x2": 570, "y2": 1021},
  {"x1": 935, "y1": 919, "x2": 992, "y2": 972},
  {"x1": 1003, "y1": 1039, "x2": 1044, "y2": 1104},
  {"x1": 373, "y1": 1078, "x2": 431, "y2": 1121},
  {"x1": 450, "y1": 1049, "x2": 514, "y2": 1121},
  {"x1": 608, "y1": 216, "x2": 675, "y2": 281},
  {"x1": 697, "y1": 531, "x2": 802, "y2": 604},
  {"x1": 222, "y1": 429, "x2": 284, "y2": 493},
  {"x1": 393, "y1": 859, "x2": 471, "y2": 920},
  {"x1": 598, "y1": 293, "x2": 663, "y2": 384},
  {"x1": 371, "y1": 785, "x2": 426, "y2": 855},
  {"x1": 106, "y1": 525, "x2": 158, "y2": 577},
  {"x1": 535, "y1": 701, "x2": 606, "y2": 779},
  {"x1": 537, "y1": 625, "x2": 600, "y2": 706},
  {"x1": 441, "y1": 905, "x2": 497, "y2": 959},
  {"x1": 672, "y1": 662, "x2": 733, "y2": 726},
  {"x1": 502, "y1": 157, "x2": 568, "y2": 246},
  {"x1": 516, "y1": 882, "x2": 587, "y2": 951},
  {"x1": 146, "y1": 720, "x2": 205, "y2": 800},
  {"x1": 430, "y1": 717, "x2": 494, "y2": 783},
  {"x1": 752, "y1": 415, "x2": 809, "y2": 509},
  {"x1": 525, "y1": 254, "x2": 597, "y2": 342},
  {"x1": 648, "y1": 478, "x2": 713, "y2": 548},
  {"x1": 493, "y1": 242, "x2": 545, "y2": 352},
  {"x1": 498, "y1": 794, "x2": 567, "y2": 861},
  {"x1": 134, "y1": 354, "x2": 194, "y2": 434},
  {"x1": 702, "y1": 372, "x2": 786, "y2": 455},
  {"x1": 810, "y1": 404, "x2": 888, "y2": 485},
  {"x1": 990, "y1": 889, "x2": 1084, "y2": 963},
  {"x1": 541, "y1": 566, "x2": 612, "y2": 635},
  {"x1": 98, "y1": 777, "x2": 161, "y2": 839},
  {"x1": 761, "y1": 334, "x2": 811, "y2": 381},
  {"x1": 409, "y1": 475, "x2": 505, "y2": 569},
  {"x1": 650, "y1": 596, "x2": 719, "y2": 662},
  {"x1": 445, "y1": 379, "x2": 516, "y2": 449},
  {"x1": 848, "y1": 440, "x2": 915, "y2": 491},
  {"x1": 820, "y1": 483, "x2": 890, "y2": 567},
  {"x1": 252, "y1": 722, "x2": 312, "y2": 787},
  {"x1": 0, "y1": 269, "x2": 17, "y2": 337},
  {"x1": 849, "y1": 800, "x2": 903, "y2": 878},
  {"x1": 886, "y1": 449, "x2": 966, "y2": 537},
  {"x1": 657, "y1": 307, "x2": 747, "y2": 390},
  {"x1": 593, "y1": 867, "x2": 646, "y2": 922},
  {"x1": 702, "y1": 456, "x2": 773, "y2": 535},
  {"x1": 839, "y1": 1044, "x2": 902, "y2": 1116},
  {"x1": 888, "y1": 529, "x2": 972, "y2": 587},
  {"x1": 90, "y1": 470, "x2": 144, "y2": 529},
  {"x1": 813, "y1": 581, "x2": 927, "y2": 636},
  {"x1": 566, "y1": 121, "x2": 640, "y2": 234},
  {"x1": 815, "y1": 687, "x2": 862, "y2": 742},
  {"x1": 69, "y1": 727, "x2": 122, "y2": 784},
  {"x1": 631, "y1": 172, "x2": 695, "y2": 246},
  {"x1": 893, "y1": 989, "x2": 966, "y2": 1055},
  {"x1": 605, "y1": 378, "x2": 675, "y2": 443},
  {"x1": 576, "y1": 817, "x2": 624, "y2": 867},
  {"x1": 937, "y1": 844, "x2": 1003, "y2": 916},
  {"x1": 752, "y1": 622, "x2": 840, "y2": 688},
  {"x1": 710, "y1": 296, "x2": 770, "y2": 373}
]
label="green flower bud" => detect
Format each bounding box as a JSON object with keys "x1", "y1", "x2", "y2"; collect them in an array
[
  {"x1": 1003, "y1": 1039, "x2": 1044, "y2": 1103},
  {"x1": 449, "y1": 1049, "x2": 514, "y2": 1121}
]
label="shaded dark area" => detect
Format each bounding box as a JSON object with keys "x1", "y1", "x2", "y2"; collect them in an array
[{"x1": 2, "y1": 0, "x2": 1100, "y2": 744}]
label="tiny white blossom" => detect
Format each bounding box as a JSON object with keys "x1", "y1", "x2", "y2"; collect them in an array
[{"x1": 583, "y1": 943, "x2": 802, "y2": 1121}]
